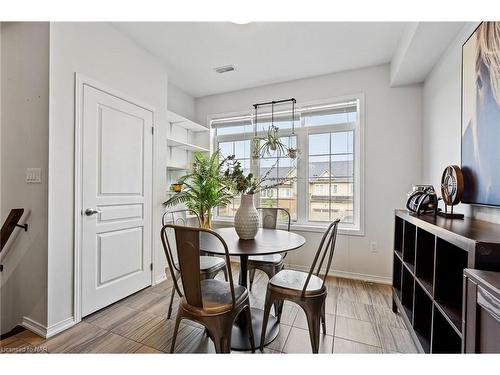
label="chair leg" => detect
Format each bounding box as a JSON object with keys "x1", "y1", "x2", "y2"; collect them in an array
[
  {"x1": 260, "y1": 289, "x2": 275, "y2": 351},
  {"x1": 303, "y1": 304, "x2": 322, "y2": 354},
  {"x1": 249, "y1": 268, "x2": 256, "y2": 291},
  {"x1": 243, "y1": 305, "x2": 255, "y2": 353},
  {"x1": 223, "y1": 267, "x2": 228, "y2": 282},
  {"x1": 212, "y1": 328, "x2": 232, "y2": 354},
  {"x1": 275, "y1": 300, "x2": 284, "y2": 323},
  {"x1": 321, "y1": 300, "x2": 327, "y2": 335},
  {"x1": 170, "y1": 311, "x2": 182, "y2": 353},
  {"x1": 167, "y1": 285, "x2": 176, "y2": 319}
]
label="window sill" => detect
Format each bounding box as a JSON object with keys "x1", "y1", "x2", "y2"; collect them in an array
[{"x1": 211, "y1": 218, "x2": 364, "y2": 237}]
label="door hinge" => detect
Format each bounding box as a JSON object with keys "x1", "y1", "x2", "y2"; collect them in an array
[{"x1": 150, "y1": 263, "x2": 153, "y2": 271}]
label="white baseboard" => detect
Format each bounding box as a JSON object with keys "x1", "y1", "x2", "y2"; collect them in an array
[
  {"x1": 21, "y1": 317, "x2": 47, "y2": 338},
  {"x1": 286, "y1": 263, "x2": 392, "y2": 285},
  {"x1": 22, "y1": 316, "x2": 76, "y2": 339},
  {"x1": 166, "y1": 259, "x2": 391, "y2": 285},
  {"x1": 154, "y1": 272, "x2": 167, "y2": 285},
  {"x1": 46, "y1": 317, "x2": 76, "y2": 338}
]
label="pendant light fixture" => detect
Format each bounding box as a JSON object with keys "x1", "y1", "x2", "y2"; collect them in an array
[{"x1": 252, "y1": 98, "x2": 297, "y2": 159}]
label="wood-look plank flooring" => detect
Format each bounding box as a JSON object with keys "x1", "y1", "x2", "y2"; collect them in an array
[{"x1": 0, "y1": 265, "x2": 417, "y2": 354}]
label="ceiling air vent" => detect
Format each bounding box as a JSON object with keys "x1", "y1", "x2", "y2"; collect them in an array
[{"x1": 214, "y1": 65, "x2": 235, "y2": 74}]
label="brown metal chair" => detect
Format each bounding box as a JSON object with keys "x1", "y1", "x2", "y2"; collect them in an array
[
  {"x1": 260, "y1": 219, "x2": 340, "y2": 353},
  {"x1": 247, "y1": 207, "x2": 291, "y2": 291},
  {"x1": 161, "y1": 209, "x2": 227, "y2": 319},
  {"x1": 161, "y1": 224, "x2": 255, "y2": 353}
]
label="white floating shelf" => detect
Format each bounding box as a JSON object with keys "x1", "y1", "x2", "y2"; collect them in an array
[
  {"x1": 167, "y1": 138, "x2": 209, "y2": 152},
  {"x1": 168, "y1": 111, "x2": 209, "y2": 132}
]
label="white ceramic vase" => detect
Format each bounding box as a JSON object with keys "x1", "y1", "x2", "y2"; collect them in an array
[{"x1": 234, "y1": 194, "x2": 260, "y2": 240}]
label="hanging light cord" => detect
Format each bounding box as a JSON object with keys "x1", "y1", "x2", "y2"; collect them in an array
[{"x1": 271, "y1": 101, "x2": 274, "y2": 129}]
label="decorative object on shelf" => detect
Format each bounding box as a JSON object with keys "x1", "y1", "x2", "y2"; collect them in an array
[
  {"x1": 170, "y1": 183, "x2": 183, "y2": 193},
  {"x1": 163, "y1": 150, "x2": 233, "y2": 229},
  {"x1": 406, "y1": 185, "x2": 438, "y2": 216},
  {"x1": 462, "y1": 22, "x2": 500, "y2": 207},
  {"x1": 224, "y1": 158, "x2": 295, "y2": 239},
  {"x1": 437, "y1": 165, "x2": 464, "y2": 219}
]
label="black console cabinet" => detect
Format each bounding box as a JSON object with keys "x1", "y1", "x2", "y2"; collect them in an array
[{"x1": 392, "y1": 210, "x2": 500, "y2": 353}]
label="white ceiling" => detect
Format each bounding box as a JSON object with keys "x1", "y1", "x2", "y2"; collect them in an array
[{"x1": 112, "y1": 22, "x2": 409, "y2": 97}]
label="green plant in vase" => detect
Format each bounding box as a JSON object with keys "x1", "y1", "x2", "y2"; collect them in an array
[
  {"x1": 224, "y1": 157, "x2": 295, "y2": 239},
  {"x1": 163, "y1": 150, "x2": 233, "y2": 228}
]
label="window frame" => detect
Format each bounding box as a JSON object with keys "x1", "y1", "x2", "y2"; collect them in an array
[{"x1": 208, "y1": 93, "x2": 365, "y2": 236}]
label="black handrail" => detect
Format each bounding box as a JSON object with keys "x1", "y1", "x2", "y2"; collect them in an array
[{"x1": 1, "y1": 208, "x2": 27, "y2": 252}]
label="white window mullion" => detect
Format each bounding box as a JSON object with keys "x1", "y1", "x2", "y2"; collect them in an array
[{"x1": 296, "y1": 116, "x2": 308, "y2": 225}]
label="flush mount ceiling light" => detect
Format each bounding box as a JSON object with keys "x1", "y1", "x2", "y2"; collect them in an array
[
  {"x1": 230, "y1": 20, "x2": 252, "y2": 25},
  {"x1": 214, "y1": 65, "x2": 235, "y2": 74}
]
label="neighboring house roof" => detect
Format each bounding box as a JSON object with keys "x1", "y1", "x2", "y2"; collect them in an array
[
  {"x1": 257, "y1": 160, "x2": 353, "y2": 188},
  {"x1": 309, "y1": 161, "x2": 353, "y2": 179}
]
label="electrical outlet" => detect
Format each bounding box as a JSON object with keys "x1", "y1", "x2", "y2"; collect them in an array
[
  {"x1": 26, "y1": 168, "x2": 42, "y2": 184},
  {"x1": 370, "y1": 241, "x2": 377, "y2": 253}
]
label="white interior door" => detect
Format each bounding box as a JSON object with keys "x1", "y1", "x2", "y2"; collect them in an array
[{"x1": 81, "y1": 84, "x2": 153, "y2": 317}]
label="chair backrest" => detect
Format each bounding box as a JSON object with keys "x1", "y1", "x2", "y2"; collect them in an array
[
  {"x1": 161, "y1": 209, "x2": 201, "y2": 274},
  {"x1": 161, "y1": 208, "x2": 200, "y2": 227},
  {"x1": 256, "y1": 207, "x2": 291, "y2": 231},
  {"x1": 301, "y1": 219, "x2": 340, "y2": 297},
  {"x1": 160, "y1": 224, "x2": 235, "y2": 309}
]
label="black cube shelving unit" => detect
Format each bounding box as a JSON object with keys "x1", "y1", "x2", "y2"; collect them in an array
[
  {"x1": 413, "y1": 282, "x2": 432, "y2": 353},
  {"x1": 394, "y1": 216, "x2": 404, "y2": 258},
  {"x1": 392, "y1": 210, "x2": 500, "y2": 353},
  {"x1": 403, "y1": 222, "x2": 416, "y2": 272},
  {"x1": 432, "y1": 306, "x2": 462, "y2": 353},
  {"x1": 401, "y1": 266, "x2": 414, "y2": 322},
  {"x1": 434, "y1": 238, "x2": 468, "y2": 332},
  {"x1": 415, "y1": 228, "x2": 435, "y2": 296},
  {"x1": 393, "y1": 253, "x2": 402, "y2": 300}
]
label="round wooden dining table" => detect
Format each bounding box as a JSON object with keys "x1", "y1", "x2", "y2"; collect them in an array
[{"x1": 200, "y1": 227, "x2": 306, "y2": 351}]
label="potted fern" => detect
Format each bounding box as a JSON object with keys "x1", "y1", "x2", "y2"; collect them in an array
[{"x1": 163, "y1": 150, "x2": 233, "y2": 228}]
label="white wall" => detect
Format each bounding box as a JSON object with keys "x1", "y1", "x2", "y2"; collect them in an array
[
  {"x1": 0, "y1": 22, "x2": 50, "y2": 335},
  {"x1": 48, "y1": 22, "x2": 169, "y2": 329},
  {"x1": 422, "y1": 22, "x2": 500, "y2": 224},
  {"x1": 196, "y1": 64, "x2": 423, "y2": 283},
  {"x1": 167, "y1": 82, "x2": 196, "y2": 121}
]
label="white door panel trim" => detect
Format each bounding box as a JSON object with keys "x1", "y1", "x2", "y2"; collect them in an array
[{"x1": 74, "y1": 73, "x2": 157, "y2": 323}]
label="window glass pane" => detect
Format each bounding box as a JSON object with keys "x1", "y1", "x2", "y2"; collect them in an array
[
  {"x1": 309, "y1": 134, "x2": 330, "y2": 155},
  {"x1": 234, "y1": 140, "x2": 251, "y2": 159},
  {"x1": 331, "y1": 131, "x2": 353, "y2": 154},
  {"x1": 216, "y1": 140, "x2": 251, "y2": 217},
  {"x1": 257, "y1": 120, "x2": 292, "y2": 133},
  {"x1": 258, "y1": 136, "x2": 297, "y2": 220},
  {"x1": 218, "y1": 141, "x2": 233, "y2": 157},
  {"x1": 216, "y1": 124, "x2": 252, "y2": 136},
  {"x1": 309, "y1": 155, "x2": 330, "y2": 178},
  {"x1": 304, "y1": 110, "x2": 357, "y2": 127},
  {"x1": 308, "y1": 132, "x2": 355, "y2": 223}
]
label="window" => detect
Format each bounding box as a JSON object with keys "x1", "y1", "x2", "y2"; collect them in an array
[
  {"x1": 210, "y1": 95, "x2": 363, "y2": 233},
  {"x1": 308, "y1": 131, "x2": 354, "y2": 223}
]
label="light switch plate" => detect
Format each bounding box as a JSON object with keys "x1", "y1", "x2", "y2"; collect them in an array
[{"x1": 26, "y1": 168, "x2": 42, "y2": 184}]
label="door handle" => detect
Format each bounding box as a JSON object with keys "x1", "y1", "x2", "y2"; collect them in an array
[{"x1": 84, "y1": 208, "x2": 102, "y2": 216}]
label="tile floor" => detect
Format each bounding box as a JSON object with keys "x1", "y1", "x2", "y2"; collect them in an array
[{"x1": 0, "y1": 265, "x2": 417, "y2": 354}]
